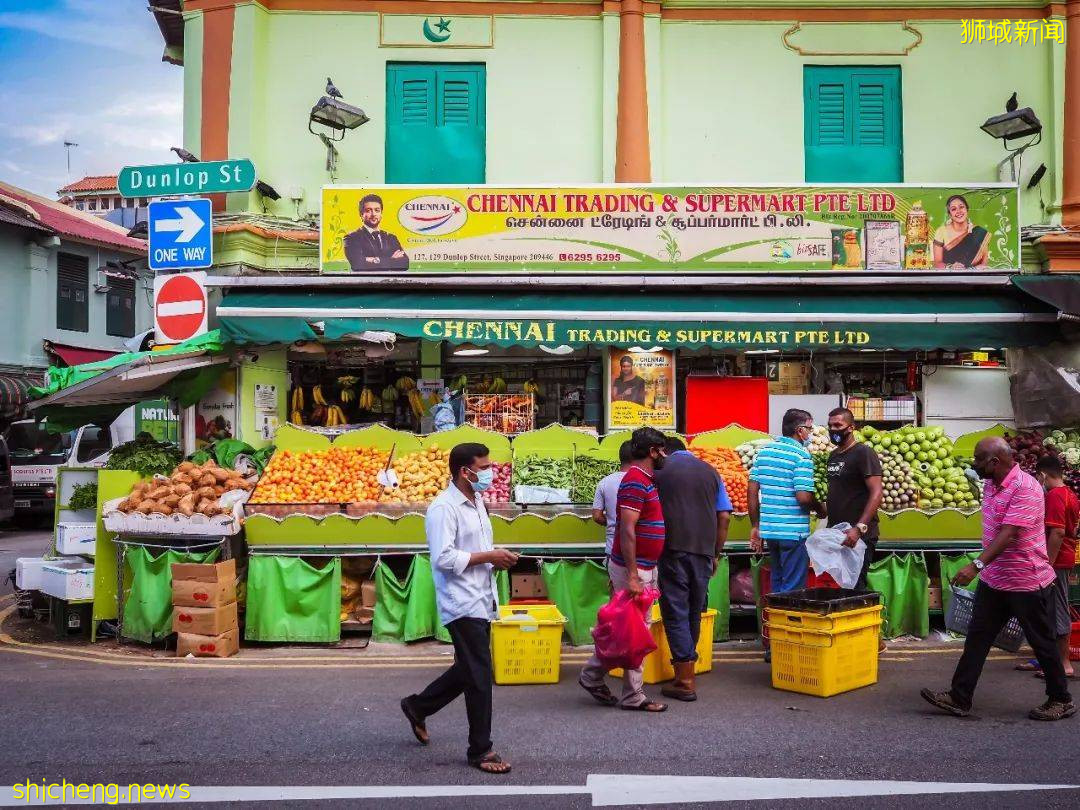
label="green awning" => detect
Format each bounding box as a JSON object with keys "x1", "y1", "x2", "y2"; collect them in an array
[{"x1": 217, "y1": 289, "x2": 1060, "y2": 352}]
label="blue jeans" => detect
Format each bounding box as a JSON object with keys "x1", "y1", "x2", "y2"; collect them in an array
[
  {"x1": 768, "y1": 539, "x2": 809, "y2": 593},
  {"x1": 658, "y1": 551, "x2": 713, "y2": 663}
]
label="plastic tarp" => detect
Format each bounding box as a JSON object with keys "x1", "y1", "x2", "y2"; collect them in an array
[
  {"x1": 939, "y1": 552, "x2": 980, "y2": 619},
  {"x1": 867, "y1": 552, "x2": 930, "y2": 639},
  {"x1": 541, "y1": 559, "x2": 611, "y2": 646},
  {"x1": 245, "y1": 556, "x2": 341, "y2": 643},
  {"x1": 707, "y1": 555, "x2": 731, "y2": 642},
  {"x1": 122, "y1": 546, "x2": 220, "y2": 643},
  {"x1": 371, "y1": 555, "x2": 510, "y2": 644},
  {"x1": 1005, "y1": 343, "x2": 1080, "y2": 429}
]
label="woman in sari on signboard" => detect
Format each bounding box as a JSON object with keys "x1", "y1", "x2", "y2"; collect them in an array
[{"x1": 933, "y1": 194, "x2": 991, "y2": 269}]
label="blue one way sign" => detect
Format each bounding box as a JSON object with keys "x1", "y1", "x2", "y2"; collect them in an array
[{"x1": 148, "y1": 198, "x2": 213, "y2": 271}]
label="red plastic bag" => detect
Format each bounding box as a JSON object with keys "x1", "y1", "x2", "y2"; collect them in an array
[{"x1": 591, "y1": 587, "x2": 659, "y2": 670}]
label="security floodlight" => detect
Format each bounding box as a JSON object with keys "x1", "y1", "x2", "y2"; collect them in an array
[
  {"x1": 308, "y1": 96, "x2": 369, "y2": 141},
  {"x1": 981, "y1": 107, "x2": 1042, "y2": 143}
]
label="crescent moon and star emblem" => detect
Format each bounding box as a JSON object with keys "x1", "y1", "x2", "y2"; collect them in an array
[{"x1": 422, "y1": 17, "x2": 452, "y2": 43}]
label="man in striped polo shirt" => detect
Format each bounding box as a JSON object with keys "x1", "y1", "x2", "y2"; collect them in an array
[
  {"x1": 749, "y1": 409, "x2": 824, "y2": 595},
  {"x1": 922, "y1": 437, "x2": 1074, "y2": 721},
  {"x1": 579, "y1": 426, "x2": 669, "y2": 713}
]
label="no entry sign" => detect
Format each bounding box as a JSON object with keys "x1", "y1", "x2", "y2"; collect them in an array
[{"x1": 154, "y1": 272, "x2": 208, "y2": 344}]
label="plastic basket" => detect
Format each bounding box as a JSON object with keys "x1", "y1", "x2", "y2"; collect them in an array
[
  {"x1": 491, "y1": 604, "x2": 567, "y2": 685},
  {"x1": 611, "y1": 607, "x2": 717, "y2": 684},
  {"x1": 764, "y1": 604, "x2": 883, "y2": 634},
  {"x1": 768, "y1": 614, "x2": 882, "y2": 697},
  {"x1": 944, "y1": 586, "x2": 1024, "y2": 653},
  {"x1": 764, "y1": 587, "x2": 880, "y2": 614}
]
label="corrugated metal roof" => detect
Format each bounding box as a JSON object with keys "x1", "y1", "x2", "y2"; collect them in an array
[{"x1": 0, "y1": 181, "x2": 145, "y2": 254}]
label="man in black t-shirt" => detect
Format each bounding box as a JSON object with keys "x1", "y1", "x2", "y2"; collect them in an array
[{"x1": 825, "y1": 407, "x2": 883, "y2": 589}]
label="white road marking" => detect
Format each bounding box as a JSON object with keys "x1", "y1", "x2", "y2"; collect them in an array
[
  {"x1": 157, "y1": 300, "x2": 204, "y2": 317},
  {"x1": 1, "y1": 776, "x2": 1074, "y2": 806}
]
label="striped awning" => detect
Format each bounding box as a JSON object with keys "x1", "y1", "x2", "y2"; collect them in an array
[{"x1": 0, "y1": 375, "x2": 33, "y2": 419}]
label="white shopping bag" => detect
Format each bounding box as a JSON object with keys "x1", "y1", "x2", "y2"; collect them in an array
[{"x1": 805, "y1": 522, "x2": 866, "y2": 589}]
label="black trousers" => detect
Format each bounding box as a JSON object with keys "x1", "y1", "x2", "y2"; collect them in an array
[
  {"x1": 409, "y1": 617, "x2": 493, "y2": 760},
  {"x1": 950, "y1": 581, "x2": 1071, "y2": 710},
  {"x1": 856, "y1": 538, "x2": 877, "y2": 591},
  {"x1": 658, "y1": 550, "x2": 713, "y2": 663}
]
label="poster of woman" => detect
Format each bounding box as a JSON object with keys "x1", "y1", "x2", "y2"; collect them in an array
[
  {"x1": 933, "y1": 194, "x2": 991, "y2": 269},
  {"x1": 606, "y1": 348, "x2": 676, "y2": 431}
]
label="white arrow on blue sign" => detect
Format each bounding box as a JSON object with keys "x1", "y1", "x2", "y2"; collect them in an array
[{"x1": 148, "y1": 197, "x2": 213, "y2": 271}]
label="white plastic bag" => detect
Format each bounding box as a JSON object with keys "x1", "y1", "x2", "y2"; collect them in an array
[{"x1": 805, "y1": 522, "x2": 866, "y2": 589}]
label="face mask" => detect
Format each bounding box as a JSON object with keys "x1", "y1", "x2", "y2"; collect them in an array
[
  {"x1": 470, "y1": 468, "x2": 494, "y2": 492},
  {"x1": 829, "y1": 428, "x2": 850, "y2": 446}
]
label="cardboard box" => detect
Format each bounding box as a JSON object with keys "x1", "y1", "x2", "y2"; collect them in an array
[
  {"x1": 172, "y1": 602, "x2": 238, "y2": 636},
  {"x1": 172, "y1": 577, "x2": 237, "y2": 608},
  {"x1": 768, "y1": 380, "x2": 810, "y2": 395},
  {"x1": 511, "y1": 573, "x2": 548, "y2": 599},
  {"x1": 171, "y1": 557, "x2": 236, "y2": 585},
  {"x1": 360, "y1": 579, "x2": 376, "y2": 608},
  {"x1": 928, "y1": 583, "x2": 943, "y2": 611},
  {"x1": 353, "y1": 606, "x2": 374, "y2": 625},
  {"x1": 177, "y1": 628, "x2": 239, "y2": 658}
]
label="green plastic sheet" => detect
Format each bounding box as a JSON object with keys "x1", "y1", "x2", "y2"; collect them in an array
[
  {"x1": 541, "y1": 559, "x2": 610, "y2": 646},
  {"x1": 122, "y1": 546, "x2": 219, "y2": 643},
  {"x1": 939, "y1": 552, "x2": 980, "y2": 620},
  {"x1": 867, "y1": 552, "x2": 930, "y2": 639},
  {"x1": 372, "y1": 555, "x2": 509, "y2": 643},
  {"x1": 245, "y1": 556, "x2": 341, "y2": 642},
  {"x1": 707, "y1": 555, "x2": 731, "y2": 642}
]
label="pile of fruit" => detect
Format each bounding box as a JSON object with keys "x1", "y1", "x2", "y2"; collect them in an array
[
  {"x1": 878, "y1": 450, "x2": 921, "y2": 511},
  {"x1": 379, "y1": 446, "x2": 450, "y2": 505},
  {"x1": 813, "y1": 453, "x2": 829, "y2": 503},
  {"x1": 480, "y1": 462, "x2": 513, "y2": 505},
  {"x1": 116, "y1": 460, "x2": 253, "y2": 516},
  {"x1": 735, "y1": 439, "x2": 771, "y2": 471},
  {"x1": 806, "y1": 425, "x2": 834, "y2": 454},
  {"x1": 690, "y1": 446, "x2": 749, "y2": 512},
  {"x1": 1008, "y1": 430, "x2": 1080, "y2": 500},
  {"x1": 859, "y1": 425, "x2": 978, "y2": 509},
  {"x1": 251, "y1": 447, "x2": 388, "y2": 504},
  {"x1": 571, "y1": 455, "x2": 618, "y2": 504}
]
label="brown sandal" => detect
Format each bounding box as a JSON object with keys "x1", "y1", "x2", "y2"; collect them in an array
[
  {"x1": 621, "y1": 700, "x2": 668, "y2": 712},
  {"x1": 578, "y1": 677, "x2": 617, "y2": 706},
  {"x1": 469, "y1": 751, "x2": 512, "y2": 774},
  {"x1": 400, "y1": 698, "x2": 429, "y2": 745}
]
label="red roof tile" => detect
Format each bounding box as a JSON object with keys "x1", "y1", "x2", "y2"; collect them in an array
[
  {"x1": 0, "y1": 181, "x2": 145, "y2": 254},
  {"x1": 57, "y1": 175, "x2": 119, "y2": 194}
]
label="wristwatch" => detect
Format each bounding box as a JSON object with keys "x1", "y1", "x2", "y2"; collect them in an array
[
  {"x1": 856, "y1": 522, "x2": 869, "y2": 535},
  {"x1": 973, "y1": 559, "x2": 985, "y2": 571}
]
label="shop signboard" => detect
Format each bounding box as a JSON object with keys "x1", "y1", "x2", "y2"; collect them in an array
[
  {"x1": 320, "y1": 184, "x2": 1019, "y2": 273},
  {"x1": 605, "y1": 348, "x2": 676, "y2": 432}
]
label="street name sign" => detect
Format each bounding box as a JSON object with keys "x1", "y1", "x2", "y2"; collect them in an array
[
  {"x1": 154, "y1": 272, "x2": 209, "y2": 344},
  {"x1": 119, "y1": 159, "x2": 256, "y2": 197},
  {"x1": 148, "y1": 198, "x2": 213, "y2": 271}
]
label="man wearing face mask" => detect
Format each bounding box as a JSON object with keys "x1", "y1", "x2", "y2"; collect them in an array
[
  {"x1": 402, "y1": 442, "x2": 519, "y2": 774},
  {"x1": 921, "y1": 437, "x2": 1074, "y2": 722},
  {"x1": 824, "y1": 407, "x2": 883, "y2": 589},
  {"x1": 749, "y1": 409, "x2": 824, "y2": 597},
  {"x1": 579, "y1": 426, "x2": 669, "y2": 713}
]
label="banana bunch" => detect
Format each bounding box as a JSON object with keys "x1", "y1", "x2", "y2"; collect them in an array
[
  {"x1": 337, "y1": 375, "x2": 359, "y2": 387},
  {"x1": 523, "y1": 380, "x2": 541, "y2": 395},
  {"x1": 449, "y1": 374, "x2": 468, "y2": 392},
  {"x1": 395, "y1": 376, "x2": 416, "y2": 392},
  {"x1": 490, "y1": 376, "x2": 508, "y2": 394},
  {"x1": 290, "y1": 409, "x2": 304, "y2": 425},
  {"x1": 407, "y1": 389, "x2": 426, "y2": 419},
  {"x1": 340, "y1": 387, "x2": 355, "y2": 405},
  {"x1": 358, "y1": 387, "x2": 376, "y2": 410},
  {"x1": 324, "y1": 405, "x2": 348, "y2": 427},
  {"x1": 381, "y1": 385, "x2": 398, "y2": 405},
  {"x1": 290, "y1": 387, "x2": 305, "y2": 412},
  {"x1": 312, "y1": 385, "x2": 328, "y2": 406}
]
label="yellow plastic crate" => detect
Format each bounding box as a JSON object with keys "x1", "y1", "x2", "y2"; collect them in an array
[
  {"x1": 611, "y1": 607, "x2": 717, "y2": 684},
  {"x1": 767, "y1": 613, "x2": 881, "y2": 697},
  {"x1": 491, "y1": 604, "x2": 567, "y2": 685},
  {"x1": 765, "y1": 604, "x2": 883, "y2": 633}
]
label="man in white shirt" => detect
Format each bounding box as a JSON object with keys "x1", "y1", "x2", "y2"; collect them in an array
[
  {"x1": 592, "y1": 441, "x2": 632, "y2": 557},
  {"x1": 401, "y1": 442, "x2": 518, "y2": 774}
]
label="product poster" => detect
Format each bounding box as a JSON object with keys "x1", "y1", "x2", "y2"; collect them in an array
[
  {"x1": 195, "y1": 371, "x2": 237, "y2": 449},
  {"x1": 320, "y1": 184, "x2": 1019, "y2": 273},
  {"x1": 606, "y1": 348, "x2": 676, "y2": 432}
]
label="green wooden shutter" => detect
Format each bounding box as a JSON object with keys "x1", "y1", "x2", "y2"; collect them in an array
[
  {"x1": 386, "y1": 63, "x2": 486, "y2": 183},
  {"x1": 804, "y1": 66, "x2": 902, "y2": 182},
  {"x1": 56, "y1": 252, "x2": 89, "y2": 333}
]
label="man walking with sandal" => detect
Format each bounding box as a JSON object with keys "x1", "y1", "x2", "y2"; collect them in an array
[{"x1": 401, "y1": 442, "x2": 519, "y2": 774}]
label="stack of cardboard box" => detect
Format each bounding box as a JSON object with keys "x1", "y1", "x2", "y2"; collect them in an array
[
  {"x1": 171, "y1": 558, "x2": 239, "y2": 658},
  {"x1": 768, "y1": 361, "x2": 811, "y2": 395}
]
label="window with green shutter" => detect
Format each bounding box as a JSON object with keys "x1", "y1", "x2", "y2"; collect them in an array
[
  {"x1": 804, "y1": 66, "x2": 903, "y2": 182},
  {"x1": 106, "y1": 276, "x2": 136, "y2": 337},
  {"x1": 57, "y1": 252, "x2": 89, "y2": 333},
  {"x1": 386, "y1": 63, "x2": 486, "y2": 183}
]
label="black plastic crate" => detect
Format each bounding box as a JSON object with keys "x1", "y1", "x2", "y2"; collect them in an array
[{"x1": 764, "y1": 587, "x2": 880, "y2": 614}]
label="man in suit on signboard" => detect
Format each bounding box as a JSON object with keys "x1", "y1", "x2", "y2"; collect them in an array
[{"x1": 344, "y1": 193, "x2": 410, "y2": 271}]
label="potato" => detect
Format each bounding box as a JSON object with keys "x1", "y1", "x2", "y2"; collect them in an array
[
  {"x1": 199, "y1": 503, "x2": 222, "y2": 517},
  {"x1": 136, "y1": 502, "x2": 155, "y2": 515},
  {"x1": 157, "y1": 504, "x2": 173, "y2": 516},
  {"x1": 147, "y1": 485, "x2": 170, "y2": 501},
  {"x1": 213, "y1": 485, "x2": 226, "y2": 497},
  {"x1": 163, "y1": 493, "x2": 181, "y2": 507},
  {"x1": 211, "y1": 468, "x2": 232, "y2": 483},
  {"x1": 198, "y1": 473, "x2": 217, "y2": 488},
  {"x1": 195, "y1": 485, "x2": 217, "y2": 500},
  {"x1": 132, "y1": 481, "x2": 151, "y2": 496},
  {"x1": 173, "y1": 483, "x2": 192, "y2": 496},
  {"x1": 177, "y1": 461, "x2": 196, "y2": 474},
  {"x1": 171, "y1": 472, "x2": 193, "y2": 486},
  {"x1": 177, "y1": 492, "x2": 196, "y2": 517},
  {"x1": 117, "y1": 498, "x2": 133, "y2": 513}
]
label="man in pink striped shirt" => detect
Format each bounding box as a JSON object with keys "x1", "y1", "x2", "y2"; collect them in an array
[{"x1": 921, "y1": 437, "x2": 1074, "y2": 721}]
